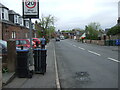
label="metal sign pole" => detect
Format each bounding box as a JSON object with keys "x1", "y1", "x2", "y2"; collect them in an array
[
  {"x1": 23, "y1": 0, "x2": 39, "y2": 66},
  {"x1": 29, "y1": 18, "x2": 33, "y2": 66}
]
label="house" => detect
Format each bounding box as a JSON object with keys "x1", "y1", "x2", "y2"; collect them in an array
[
  {"x1": 9, "y1": 10, "x2": 21, "y2": 25},
  {"x1": 0, "y1": 3, "x2": 38, "y2": 41},
  {"x1": 0, "y1": 3, "x2": 9, "y2": 21}
]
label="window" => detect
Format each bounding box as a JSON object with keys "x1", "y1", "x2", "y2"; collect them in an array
[
  {"x1": 16, "y1": 40, "x2": 19, "y2": 45},
  {"x1": 2, "y1": 9, "x2": 4, "y2": 19},
  {"x1": 19, "y1": 18, "x2": 22, "y2": 25},
  {"x1": 25, "y1": 33, "x2": 28, "y2": 38},
  {"x1": 15, "y1": 15, "x2": 17, "y2": 23},
  {"x1": 14, "y1": 15, "x2": 18, "y2": 23},
  {"x1": 26, "y1": 21, "x2": 29, "y2": 28},
  {"x1": 12, "y1": 31, "x2": 16, "y2": 39},
  {"x1": 22, "y1": 40, "x2": 27, "y2": 44},
  {"x1": 2, "y1": 13, "x2": 4, "y2": 19}
]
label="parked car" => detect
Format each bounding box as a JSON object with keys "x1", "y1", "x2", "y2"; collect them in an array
[
  {"x1": 32, "y1": 38, "x2": 41, "y2": 47},
  {"x1": 55, "y1": 37, "x2": 60, "y2": 41},
  {"x1": 0, "y1": 40, "x2": 7, "y2": 63},
  {"x1": 15, "y1": 39, "x2": 30, "y2": 48},
  {"x1": 60, "y1": 36, "x2": 65, "y2": 40}
]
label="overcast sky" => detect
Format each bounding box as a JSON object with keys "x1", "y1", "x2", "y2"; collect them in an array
[{"x1": 0, "y1": 0, "x2": 119, "y2": 30}]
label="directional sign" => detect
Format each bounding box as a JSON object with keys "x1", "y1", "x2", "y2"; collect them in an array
[{"x1": 23, "y1": 0, "x2": 39, "y2": 18}]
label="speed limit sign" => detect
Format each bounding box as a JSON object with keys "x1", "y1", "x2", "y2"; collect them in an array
[
  {"x1": 25, "y1": 0, "x2": 36, "y2": 8},
  {"x1": 23, "y1": 0, "x2": 39, "y2": 18}
]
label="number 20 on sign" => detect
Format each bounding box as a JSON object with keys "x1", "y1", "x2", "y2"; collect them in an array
[
  {"x1": 25, "y1": 0, "x2": 36, "y2": 8},
  {"x1": 23, "y1": 0, "x2": 39, "y2": 18}
]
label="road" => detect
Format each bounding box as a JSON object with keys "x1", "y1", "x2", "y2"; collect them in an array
[{"x1": 55, "y1": 39, "x2": 119, "y2": 88}]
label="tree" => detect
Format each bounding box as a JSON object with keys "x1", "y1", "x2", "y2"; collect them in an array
[
  {"x1": 35, "y1": 14, "x2": 56, "y2": 38},
  {"x1": 47, "y1": 26, "x2": 55, "y2": 38},
  {"x1": 85, "y1": 22, "x2": 102, "y2": 40},
  {"x1": 39, "y1": 15, "x2": 56, "y2": 31},
  {"x1": 107, "y1": 25, "x2": 120, "y2": 35}
]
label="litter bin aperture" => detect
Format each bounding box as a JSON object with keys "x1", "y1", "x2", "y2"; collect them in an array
[
  {"x1": 16, "y1": 49, "x2": 33, "y2": 78},
  {"x1": 33, "y1": 49, "x2": 47, "y2": 74}
]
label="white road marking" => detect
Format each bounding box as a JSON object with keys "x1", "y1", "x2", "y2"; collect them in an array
[
  {"x1": 88, "y1": 50, "x2": 101, "y2": 56},
  {"x1": 78, "y1": 47, "x2": 85, "y2": 50},
  {"x1": 73, "y1": 45, "x2": 77, "y2": 47},
  {"x1": 108, "y1": 57, "x2": 120, "y2": 63},
  {"x1": 53, "y1": 44, "x2": 61, "y2": 89},
  {"x1": 0, "y1": 57, "x2": 2, "y2": 59}
]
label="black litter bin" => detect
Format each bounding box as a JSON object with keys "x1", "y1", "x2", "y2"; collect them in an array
[
  {"x1": 16, "y1": 49, "x2": 33, "y2": 78},
  {"x1": 33, "y1": 49, "x2": 47, "y2": 74}
]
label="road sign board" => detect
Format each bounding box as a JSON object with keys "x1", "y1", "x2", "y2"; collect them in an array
[{"x1": 23, "y1": 0, "x2": 39, "y2": 18}]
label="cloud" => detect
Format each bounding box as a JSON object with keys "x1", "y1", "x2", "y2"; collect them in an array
[
  {"x1": 1, "y1": 0, "x2": 22, "y2": 15},
  {"x1": 1, "y1": 0, "x2": 119, "y2": 30}
]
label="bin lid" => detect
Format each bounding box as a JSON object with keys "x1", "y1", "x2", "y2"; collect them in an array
[
  {"x1": 41, "y1": 49, "x2": 47, "y2": 50},
  {"x1": 17, "y1": 49, "x2": 29, "y2": 52},
  {"x1": 34, "y1": 49, "x2": 47, "y2": 51}
]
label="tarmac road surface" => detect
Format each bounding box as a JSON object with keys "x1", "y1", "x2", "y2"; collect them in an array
[{"x1": 55, "y1": 39, "x2": 119, "y2": 88}]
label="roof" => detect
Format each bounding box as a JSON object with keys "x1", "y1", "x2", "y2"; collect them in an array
[
  {"x1": 8, "y1": 10, "x2": 20, "y2": 16},
  {"x1": 0, "y1": 3, "x2": 9, "y2": 10}
]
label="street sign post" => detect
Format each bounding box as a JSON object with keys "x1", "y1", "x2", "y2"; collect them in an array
[
  {"x1": 23, "y1": 0, "x2": 39, "y2": 18},
  {"x1": 22, "y1": 0, "x2": 39, "y2": 66}
]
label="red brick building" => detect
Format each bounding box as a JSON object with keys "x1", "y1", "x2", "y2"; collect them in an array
[{"x1": 0, "y1": 3, "x2": 38, "y2": 41}]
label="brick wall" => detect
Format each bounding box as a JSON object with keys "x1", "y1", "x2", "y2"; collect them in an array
[
  {"x1": 85, "y1": 40, "x2": 105, "y2": 46},
  {"x1": 2, "y1": 22, "x2": 37, "y2": 41}
]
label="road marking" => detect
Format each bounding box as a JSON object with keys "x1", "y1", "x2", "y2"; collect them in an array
[
  {"x1": 78, "y1": 47, "x2": 85, "y2": 50},
  {"x1": 0, "y1": 57, "x2": 2, "y2": 59},
  {"x1": 108, "y1": 57, "x2": 120, "y2": 63},
  {"x1": 88, "y1": 50, "x2": 101, "y2": 56},
  {"x1": 73, "y1": 45, "x2": 77, "y2": 47},
  {"x1": 53, "y1": 44, "x2": 61, "y2": 89}
]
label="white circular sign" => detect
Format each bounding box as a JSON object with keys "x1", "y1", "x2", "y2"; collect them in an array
[{"x1": 25, "y1": 0, "x2": 36, "y2": 8}]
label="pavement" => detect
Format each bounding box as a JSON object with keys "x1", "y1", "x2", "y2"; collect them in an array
[
  {"x1": 2, "y1": 40, "x2": 56, "y2": 88},
  {"x1": 2, "y1": 72, "x2": 15, "y2": 86}
]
